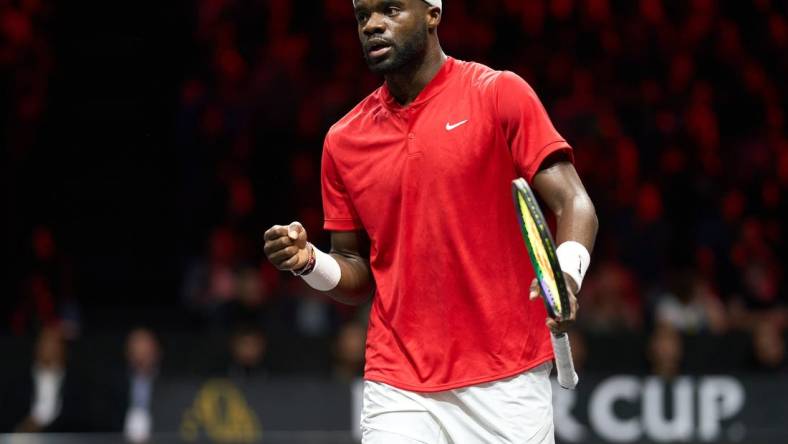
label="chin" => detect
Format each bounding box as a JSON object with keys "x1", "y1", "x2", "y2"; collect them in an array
[
  {"x1": 368, "y1": 62, "x2": 393, "y2": 74},
  {"x1": 365, "y1": 52, "x2": 405, "y2": 74},
  {"x1": 365, "y1": 58, "x2": 389, "y2": 73}
]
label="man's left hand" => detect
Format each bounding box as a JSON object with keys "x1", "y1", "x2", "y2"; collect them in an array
[{"x1": 529, "y1": 273, "x2": 579, "y2": 334}]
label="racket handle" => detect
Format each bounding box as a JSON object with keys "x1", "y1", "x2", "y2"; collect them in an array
[{"x1": 551, "y1": 332, "x2": 579, "y2": 390}]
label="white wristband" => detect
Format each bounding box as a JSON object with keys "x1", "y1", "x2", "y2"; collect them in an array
[
  {"x1": 302, "y1": 245, "x2": 341, "y2": 291},
  {"x1": 556, "y1": 241, "x2": 590, "y2": 293}
]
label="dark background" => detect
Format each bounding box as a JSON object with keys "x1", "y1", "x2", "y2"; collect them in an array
[{"x1": 4, "y1": 1, "x2": 188, "y2": 311}]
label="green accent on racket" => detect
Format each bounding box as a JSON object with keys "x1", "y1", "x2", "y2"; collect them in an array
[{"x1": 512, "y1": 178, "x2": 571, "y2": 320}]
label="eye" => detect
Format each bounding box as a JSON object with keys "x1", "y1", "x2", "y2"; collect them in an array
[
  {"x1": 355, "y1": 11, "x2": 369, "y2": 23},
  {"x1": 384, "y1": 6, "x2": 400, "y2": 16}
]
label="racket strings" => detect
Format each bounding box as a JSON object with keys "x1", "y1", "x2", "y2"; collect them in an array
[{"x1": 518, "y1": 194, "x2": 562, "y2": 314}]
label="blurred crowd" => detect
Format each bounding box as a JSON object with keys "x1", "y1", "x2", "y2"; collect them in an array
[
  {"x1": 3, "y1": 1, "x2": 788, "y2": 428},
  {"x1": 173, "y1": 0, "x2": 788, "y2": 369},
  {"x1": 172, "y1": 2, "x2": 788, "y2": 309},
  {"x1": 0, "y1": 323, "x2": 366, "y2": 438}
]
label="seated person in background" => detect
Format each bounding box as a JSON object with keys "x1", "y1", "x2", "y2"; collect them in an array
[
  {"x1": 123, "y1": 328, "x2": 161, "y2": 444},
  {"x1": 654, "y1": 270, "x2": 727, "y2": 334},
  {"x1": 93, "y1": 327, "x2": 161, "y2": 441},
  {"x1": 332, "y1": 322, "x2": 366, "y2": 383},
  {"x1": 13, "y1": 326, "x2": 87, "y2": 432},
  {"x1": 648, "y1": 323, "x2": 684, "y2": 379},
  {"x1": 750, "y1": 318, "x2": 786, "y2": 372},
  {"x1": 577, "y1": 260, "x2": 642, "y2": 332},
  {"x1": 227, "y1": 324, "x2": 267, "y2": 381}
]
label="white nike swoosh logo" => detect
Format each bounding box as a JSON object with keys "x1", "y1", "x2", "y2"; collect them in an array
[{"x1": 445, "y1": 119, "x2": 469, "y2": 131}]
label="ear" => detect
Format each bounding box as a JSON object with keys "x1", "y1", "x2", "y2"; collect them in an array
[{"x1": 426, "y1": 6, "x2": 441, "y2": 30}]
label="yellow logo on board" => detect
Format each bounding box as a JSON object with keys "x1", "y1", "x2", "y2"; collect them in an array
[{"x1": 180, "y1": 379, "x2": 262, "y2": 443}]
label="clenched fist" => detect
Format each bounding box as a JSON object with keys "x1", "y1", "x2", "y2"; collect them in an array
[{"x1": 263, "y1": 221, "x2": 311, "y2": 272}]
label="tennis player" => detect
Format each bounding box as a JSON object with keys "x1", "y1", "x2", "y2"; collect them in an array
[{"x1": 264, "y1": 0, "x2": 598, "y2": 442}]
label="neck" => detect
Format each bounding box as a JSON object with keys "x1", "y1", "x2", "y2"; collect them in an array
[{"x1": 384, "y1": 42, "x2": 446, "y2": 106}]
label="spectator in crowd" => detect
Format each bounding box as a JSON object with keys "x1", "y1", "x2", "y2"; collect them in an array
[
  {"x1": 332, "y1": 322, "x2": 366, "y2": 383},
  {"x1": 10, "y1": 226, "x2": 79, "y2": 338},
  {"x1": 0, "y1": 0, "x2": 53, "y2": 160},
  {"x1": 223, "y1": 265, "x2": 278, "y2": 328},
  {"x1": 10, "y1": 326, "x2": 87, "y2": 432},
  {"x1": 227, "y1": 324, "x2": 268, "y2": 381},
  {"x1": 578, "y1": 260, "x2": 642, "y2": 332},
  {"x1": 92, "y1": 328, "x2": 162, "y2": 440},
  {"x1": 730, "y1": 219, "x2": 783, "y2": 311},
  {"x1": 292, "y1": 287, "x2": 338, "y2": 338},
  {"x1": 122, "y1": 328, "x2": 161, "y2": 443},
  {"x1": 182, "y1": 226, "x2": 244, "y2": 323},
  {"x1": 750, "y1": 318, "x2": 787, "y2": 372},
  {"x1": 653, "y1": 270, "x2": 727, "y2": 334},
  {"x1": 648, "y1": 324, "x2": 684, "y2": 379}
]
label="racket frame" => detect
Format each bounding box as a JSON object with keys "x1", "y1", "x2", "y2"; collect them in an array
[
  {"x1": 511, "y1": 178, "x2": 572, "y2": 321},
  {"x1": 512, "y1": 177, "x2": 579, "y2": 389}
]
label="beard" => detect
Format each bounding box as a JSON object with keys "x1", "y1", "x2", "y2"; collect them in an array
[{"x1": 363, "y1": 25, "x2": 428, "y2": 74}]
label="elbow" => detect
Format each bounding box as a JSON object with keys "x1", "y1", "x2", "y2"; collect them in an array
[
  {"x1": 333, "y1": 288, "x2": 373, "y2": 306},
  {"x1": 349, "y1": 292, "x2": 374, "y2": 306},
  {"x1": 572, "y1": 192, "x2": 597, "y2": 219},
  {"x1": 585, "y1": 195, "x2": 599, "y2": 240},
  {"x1": 572, "y1": 192, "x2": 599, "y2": 243},
  {"x1": 332, "y1": 279, "x2": 375, "y2": 306},
  {"x1": 587, "y1": 201, "x2": 600, "y2": 252}
]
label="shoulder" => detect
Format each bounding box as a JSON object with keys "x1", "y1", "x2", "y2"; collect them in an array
[
  {"x1": 450, "y1": 58, "x2": 513, "y2": 95},
  {"x1": 449, "y1": 59, "x2": 541, "y2": 119},
  {"x1": 326, "y1": 86, "x2": 386, "y2": 149}
]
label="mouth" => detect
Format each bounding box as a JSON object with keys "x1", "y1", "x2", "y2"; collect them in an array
[{"x1": 366, "y1": 40, "x2": 393, "y2": 58}]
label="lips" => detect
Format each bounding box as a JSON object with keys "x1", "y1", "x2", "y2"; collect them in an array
[{"x1": 366, "y1": 39, "x2": 393, "y2": 58}]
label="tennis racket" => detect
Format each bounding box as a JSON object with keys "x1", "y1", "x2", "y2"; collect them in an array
[{"x1": 512, "y1": 178, "x2": 579, "y2": 389}]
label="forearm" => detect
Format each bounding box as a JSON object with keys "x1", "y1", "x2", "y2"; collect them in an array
[
  {"x1": 328, "y1": 251, "x2": 374, "y2": 305},
  {"x1": 533, "y1": 159, "x2": 598, "y2": 293},
  {"x1": 533, "y1": 160, "x2": 598, "y2": 252},
  {"x1": 554, "y1": 193, "x2": 598, "y2": 253}
]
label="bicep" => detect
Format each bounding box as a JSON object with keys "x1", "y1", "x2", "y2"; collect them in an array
[
  {"x1": 330, "y1": 230, "x2": 370, "y2": 260},
  {"x1": 328, "y1": 230, "x2": 374, "y2": 304},
  {"x1": 532, "y1": 158, "x2": 587, "y2": 214}
]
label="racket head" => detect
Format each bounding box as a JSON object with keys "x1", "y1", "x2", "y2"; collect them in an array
[{"x1": 512, "y1": 178, "x2": 571, "y2": 320}]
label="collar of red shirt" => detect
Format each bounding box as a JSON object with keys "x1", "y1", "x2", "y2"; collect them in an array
[{"x1": 380, "y1": 56, "x2": 456, "y2": 112}]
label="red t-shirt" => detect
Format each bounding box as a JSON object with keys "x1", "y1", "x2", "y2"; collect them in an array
[{"x1": 321, "y1": 57, "x2": 573, "y2": 392}]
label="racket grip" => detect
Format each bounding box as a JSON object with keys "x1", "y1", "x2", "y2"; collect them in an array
[{"x1": 551, "y1": 332, "x2": 579, "y2": 390}]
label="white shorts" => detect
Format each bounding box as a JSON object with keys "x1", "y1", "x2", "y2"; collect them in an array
[{"x1": 361, "y1": 363, "x2": 554, "y2": 444}]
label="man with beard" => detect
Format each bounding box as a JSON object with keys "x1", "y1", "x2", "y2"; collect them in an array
[{"x1": 264, "y1": 0, "x2": 598, "y2": 442}]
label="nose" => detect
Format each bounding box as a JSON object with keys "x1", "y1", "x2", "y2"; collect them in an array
[{"x1": 362, "y1": 12, "x2": 385, "y2": 36}]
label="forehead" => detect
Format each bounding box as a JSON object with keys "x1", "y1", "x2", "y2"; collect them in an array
[{"x1": 353, "y1": 0, "x2": 414, "y2": 9}]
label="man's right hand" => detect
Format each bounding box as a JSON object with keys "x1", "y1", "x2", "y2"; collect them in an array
[{"x1": 263, "y1": 222, "x2": 311, "y2": 272}]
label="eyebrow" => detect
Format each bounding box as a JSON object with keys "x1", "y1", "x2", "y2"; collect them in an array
[
  {"x1": 355, "y1": 0, "x2": 406, "y2": 13},
  {"x1": 381, "y1": 0, "x2": 405, "y2": 8}
]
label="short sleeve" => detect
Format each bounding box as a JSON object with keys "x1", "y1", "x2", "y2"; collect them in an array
[
  {"x1": 321, "y1": 137, "x2": 363, "y2": 231},
  {"x1": 495, "y1": 71, "x2": 573, "y2": 182}
]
